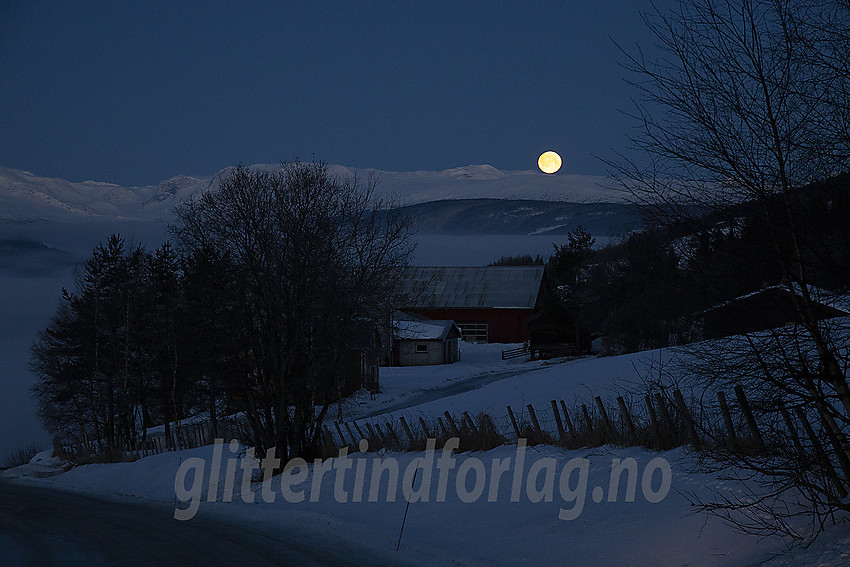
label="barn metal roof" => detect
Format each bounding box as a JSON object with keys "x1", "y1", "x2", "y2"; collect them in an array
[{"x1": 402, "y1": 266, "x2": 545, "y2": 309}]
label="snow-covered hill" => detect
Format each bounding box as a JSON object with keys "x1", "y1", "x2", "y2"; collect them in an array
[
  {"x1": 398, "y1": 198, "x2": 639, "y2": 236},
  {"x1": 0, "y1": 166, "x2": 214, "y2": 221},
  {"x1": 329, "y1": 163, "x2": 621, "y2": 205},
  {"x1": 0, "y1": 164, "x2": 622, "y2": 222}
]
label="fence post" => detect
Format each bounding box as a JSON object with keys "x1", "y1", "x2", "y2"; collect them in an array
[
  {"x1": 335, "y1": 421, "x2": 348, "y2": 447},
  {"x1": 551, "y1": 400, "x2": 566, "y2": 442},
  {"x1": 594, "y1": 397, "x2": 612, "y2": 433},
  {"x1": 437, "y1": 417, "x2": 448, "y2": 438},
  {"x1": 375, "y1": 423, "x2": 390, "y2": 443},
  {"x1": 384, "y1": 422, "x2": 401, "y2": 445},
  {"x1": 816, "y1": 406, "x2": 850, "y2": 484},
  {"x1": 673, "y1": 389, "x2": 701, "y2": 449},
  {"x1": 795, "y1": 406, "x2": 848, "y2": 498},
  {"x1": 645, "y1": 394, "x2": 660, "y2": 443},
  {"x1": 654, "y1": 393, "x2": 675, "y2": 444},
  {"x1": 581, "y1": 404, "x2": 593, "y2": 430},
  {"x1": 717, "y1": 390, "x2": 738, "y2": 449},
  {"x1": 418, "y1": 417, "x2": 431, "y2": 438},
  {"x1": 507, "y1": 406, "x2": 521, "y2": 439},
  {"x1": 462, "y1": 412, "x2": 479, "y2": 436},
  {"x1": 734, "y1": 384, "x2": 764, "y2": 449},
  {"x1": 365, "y1": 422, "x2": 380, "y2": 443},
  {"x1": 617, "y1": 396, "x2": 636, "y2": 440},
  {"x1": 777, "y1": 402, "x2": 803, "y2": 455},
  {"x1": 352, "y1": 421, "x2": 366, "y2": 442},
  {"x1": 443, "y1": 412, "x2": 461, "y2": 437},
  {"x1": 559, "y1": 400, "x2": 575, "y2": 437},
  {"x1": 344, "y1": 422, "x2": 358, "y2": 445},
  {"x1": 796, "y1": 407, "x2": 826, "y2": 455},
  {"x1": 527, "y1": 404, "x2": 542, "y2": 436},
  {"x1": 481, "y1": 414, "x2": 498, "y2": 435},
  {"x1": 399, "y1": 416, "x2": 416, "y2": 445}
]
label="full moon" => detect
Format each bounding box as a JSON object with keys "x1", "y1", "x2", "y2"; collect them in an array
[{"x1": 538, "y1": 151, "x2": 562, "y2": 174}]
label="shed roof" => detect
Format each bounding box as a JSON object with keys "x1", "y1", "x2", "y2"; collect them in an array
[
  {"x1": 394, "y1": 316, "x2": 461, "y2": 341},
  {"x1": 402, "y1": 266, "x2": 545, "y2": 309}
]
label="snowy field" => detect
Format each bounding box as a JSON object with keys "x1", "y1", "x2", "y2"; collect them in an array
[
  {"x1": 5, "y1": 342, "x2": 849, "y2": 566},
  {"x1": 7, "y1": 440, "x2": 848, "y2": 565},
  {"x1": 345, "y1": 342, "x2": 666, "y2": 438}
]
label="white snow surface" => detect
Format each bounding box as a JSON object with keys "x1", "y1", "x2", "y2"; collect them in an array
[
  {"x1": 344, "y1": 342, "x2": 661, "y2": 427},
  {"x1": 1, "y1": 449, "x2": 72, "y2": 478},
  {"x1": 8, "y1": 342, "x2": 849, "y2": 566},
  {"x1": 4, "y1": 443, "x2": 796, "y2": 566}
]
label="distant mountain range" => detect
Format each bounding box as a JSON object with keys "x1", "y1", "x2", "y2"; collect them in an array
[
  {"x1": 0, "y1": 166, "x2": 214, "y2": 222},
  {"x1": 0, "y1": 164, "x2": 640, "y2": 274},
  {"x1": 0, "y1": 164, "x2": 626, "y2": 223},
  {"x1": 398, "y1": 199, "x2": 640, "y2": 237}
]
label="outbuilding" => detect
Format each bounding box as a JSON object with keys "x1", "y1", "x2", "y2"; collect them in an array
[
  {"x1": 393, "y1": 315, "x2": 462, "y2": 366},
  {"x1": 695, "y1": 284, "x2": 850, "y2": 340}
]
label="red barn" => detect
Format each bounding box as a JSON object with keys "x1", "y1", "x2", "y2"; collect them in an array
[{"x1": 401, "y1": 266, "x2": 546, "y2": 343}]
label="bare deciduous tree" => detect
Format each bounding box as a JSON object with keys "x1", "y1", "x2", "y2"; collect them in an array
[
  {"x1": 172, "y1": 162, "x2": 413, "y2": 459},
  {"x1": 613, "y1": 0, "x2": 850, "y2": 537}
]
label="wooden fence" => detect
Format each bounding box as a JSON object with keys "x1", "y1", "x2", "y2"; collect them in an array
[
  {"x1": 501, "y1": 344, "x2": 530, "y2": 360},
  {"x1": 60, "y1": 419, "x2": 243, "y2": 463},
  {"x1": 58, "y1": 383, "x2": 841, "y2": 475},
  {"x1": 320, "y1": 385, "x2": 772, "y2": 456}
]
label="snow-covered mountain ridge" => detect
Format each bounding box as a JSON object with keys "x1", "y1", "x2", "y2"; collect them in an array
[{"x1": 0, "y1": 164, "x2": 623, "y2": 222}]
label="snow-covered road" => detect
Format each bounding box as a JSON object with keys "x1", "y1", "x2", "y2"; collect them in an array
[{"x1": 0, "y1": 479, "x2": 407, "y2": 566}]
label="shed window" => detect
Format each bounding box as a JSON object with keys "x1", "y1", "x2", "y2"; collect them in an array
[{"x1": 415, "y1": 344, "x2": 428, "y2": 353}]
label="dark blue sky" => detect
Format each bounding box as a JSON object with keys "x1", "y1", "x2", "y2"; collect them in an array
[{"x1": 0, "y1": 1, "x2": 673, "y2": 186}]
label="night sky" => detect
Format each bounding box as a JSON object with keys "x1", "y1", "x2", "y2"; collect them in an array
[{"x1": 1, "y1": 1, "x2": 674, "y2": 186}]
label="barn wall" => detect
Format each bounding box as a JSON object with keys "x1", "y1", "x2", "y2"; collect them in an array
[{"x1": 407, "y1": 308, "x2": 533, "y2": 343}]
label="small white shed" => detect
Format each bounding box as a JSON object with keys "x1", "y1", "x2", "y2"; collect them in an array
[{"x1": 394, "y1": 316, "x2": 462, "y2": 366}]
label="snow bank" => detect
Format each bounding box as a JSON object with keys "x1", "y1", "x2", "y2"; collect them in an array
[
  {"x1": 13, "y1": 441, "x2": 804, "y2": 567},
  {"x1": 1, "y1": 449, "x2": 72, "y2": 479},
  {"x1": 10, "y1": 343, "x2": 848, "y2": 565}
]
